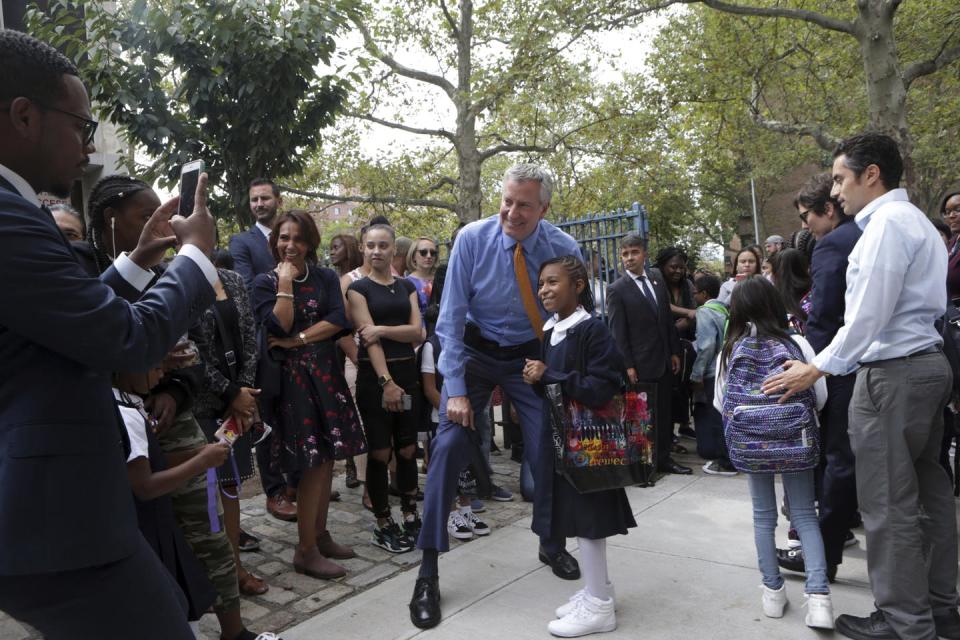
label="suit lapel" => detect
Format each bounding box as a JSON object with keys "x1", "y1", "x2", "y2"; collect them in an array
[{"x1": 621, "y1": 274, "x2": 657, "y2": 320}]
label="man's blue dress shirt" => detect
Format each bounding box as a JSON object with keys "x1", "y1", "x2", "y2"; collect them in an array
[{"x1": 436, "y1": 214, "x2": 581, "y2": 397}]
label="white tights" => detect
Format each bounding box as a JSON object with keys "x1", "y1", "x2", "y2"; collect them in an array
[{"x1": 577, "y1": 537, "x2": 611, "y2": 600}]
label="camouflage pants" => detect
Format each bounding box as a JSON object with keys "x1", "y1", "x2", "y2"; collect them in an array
[{"x1": 158, "y1": 411, "x2": 240, "y2": 614}]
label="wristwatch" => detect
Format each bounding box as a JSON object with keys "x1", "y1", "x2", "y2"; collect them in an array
[
  {"x1": 378, "y1": 374, "x2": 393, "y2": 387},
  {"x1": 298, "y1": 332, "x2": 307, "y2": 345}
]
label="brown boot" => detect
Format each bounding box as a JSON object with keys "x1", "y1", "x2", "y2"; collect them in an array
[
  {"x1": 316, "y1": 530, "x2": 356, "y2": 560},
  {"x1": 293, "y1": 545, "x2": 346, "y2": 580},
  {"x1": 266, "y1": 493, "x2": 297, "y2": 522}
]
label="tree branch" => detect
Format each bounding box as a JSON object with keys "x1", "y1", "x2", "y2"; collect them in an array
[
  {"x1": 902, "y1": 42, "x2": 960, "y2": 89},
  {"x1": 278, "y1": 184, "x2": 458, "y2": 212},
  {"x1": 354, "y1": 19, "x2": 456, "y2": 98},
  {"x1": 692, "y1": 0, "x2": 857, "y2": 35},
  {"x1": 424, "y1": 175, "x2": 459, "y2": 194},
  {"x1": 437, "y1": 0, "x2": 459, "y2": 37},
  {"x1": 748, "y1": 78, "x2": 840, "y2": 150},
  {"x1": 346, "y1": 111, "x2": 457, "y2": 142}
]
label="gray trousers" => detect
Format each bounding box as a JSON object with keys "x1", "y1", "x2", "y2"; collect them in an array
[{"x1": 849, "y1": 351, "x2": 958, "y2": 639}]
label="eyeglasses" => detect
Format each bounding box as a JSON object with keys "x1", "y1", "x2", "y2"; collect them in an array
[
  {"x1": 42, "y1": 104, "x2": 98, "y2": 145},
  {"x1": 418, "y1": 249, "x2": 438, "y2": 257}
]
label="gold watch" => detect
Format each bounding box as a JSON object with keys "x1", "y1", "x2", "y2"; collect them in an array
[{"x1": 298, "y1": 332, "x2": 307, "y2": 345}]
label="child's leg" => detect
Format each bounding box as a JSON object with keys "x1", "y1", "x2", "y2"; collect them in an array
[
  {"x1": 782, "y1": 470, "x2": 830, "y2": 594},
  {"x1": 747, "y1": 474, "x2": 784, "y2": 590},
  {"x1": 577, "y1": 537, "x2": 611, "y2": 600}
]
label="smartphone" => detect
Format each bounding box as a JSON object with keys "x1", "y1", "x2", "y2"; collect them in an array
[
  {"x1": 177, "y1": 160, "x2": 205, "y2": 217},
  {"x1": 215, "y1": 416, "x2": 241, "y2": 447},
  {"x1": 382, "y1": 394, "x2": 413, "y2": 411}
]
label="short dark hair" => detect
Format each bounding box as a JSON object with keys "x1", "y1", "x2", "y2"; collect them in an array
[
  {"x1": 365, "y1": 223, "x2": 396, "y2": 240},
  {"x1": 932, "y1": 219, "x2": 952, "y2": 240},
  {"x1": 270, "y1": 210, "x2": 320, "y2": 263},
  {"x1": 621, "y1": 233, "x2": 647, "y2": 250},
  {"x1": 0, "y1": 30, "x2": 79, "y2": 106},
  {"x1": 795, "y1": 172, "x2": 845, "y2": 220},
  {"x1": 693, "y1": 273, "x2": 721, "y2": 299},
  {"x1": 211, "y1": 248, "x2": 235, "y2": 270},
  {"x1": 368, "y1": 215, "x2": 391, "y2": 227},
  {"x1": 833, "y1": 132, "x2": 903, "y2": 190},
  {"x1": 249, "y1": 177, "x2": 280, "y2": 198}
]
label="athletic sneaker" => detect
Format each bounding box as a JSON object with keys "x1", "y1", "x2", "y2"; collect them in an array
[
  {"x1": 402, "y1": 512, "x2": 422, "y2": 545},
  {"x1": 548, "y1": 592, "x2": 616, "y2": 637},
  {"x1": 844, "y1": 530, "x2": 858, "y2": 547},
  {"x1": 447, "y1": 511, "x2": 474, "y2": 540},
  {"x1": 491, "y1": 485, "x2": 513, "y2": 502},
  {"x1": 461, "y1": 509, "x2": 490, "y2": 536},
  {"x1": 470, "y1": 498, "x2": 486, "y2": 513},
  {"x1": 702, "y1": 460, "x2": 737, "y2": 476},
  {"x1": 786, "y1": 528, "x2": 801, "y2": 549},
  {"x1": 761, "y1": 584, "x2": 788, "y2": 618},
  {"x1": 804, "y1": 593, "x2": 834, "y2": 629},
  {"x1": 372, "y1": 519, "x2": 414, "y2": 553}
]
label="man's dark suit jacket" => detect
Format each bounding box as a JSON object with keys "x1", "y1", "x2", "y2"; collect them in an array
[
  {"x1": 806, "y1": 217, "x2": 862, "y2": 354},
  {"x1": 607, "y1": 269, "x2": 680, "y2": 380},
  {"x1": 0, "y1": 179, "x2": 214, "y2": 576},
  {"x1": 229, "y1": 225, "x2": 275, "y2": 290}
]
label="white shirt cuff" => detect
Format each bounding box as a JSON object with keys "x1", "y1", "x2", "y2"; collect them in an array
[
  {"x1": 812, "y1": 351, "x2": 852, "y2": 377},
  {"x1": 114, "y1": 252, "x2": 155, "y2": 292},
  {"x1": 176, "y1": 244, "x2": 219, "y2": 287}
]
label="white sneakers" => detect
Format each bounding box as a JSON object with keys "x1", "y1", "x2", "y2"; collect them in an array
[
  {"x1": 760, "y1": 585, "x2": 834, "y2": 629},
  {"x1": 804, "y1": 593, "x2": 835, "y2": 629},
  {"x1": 761, "y1": 584, "x2": 788, "y2": 618},
  {"x1": 555, "y1": 584, "x2": 616, "y2": 618},
  {"x1": 548, "y1": 592, "x2": 616, "y2": 637}
]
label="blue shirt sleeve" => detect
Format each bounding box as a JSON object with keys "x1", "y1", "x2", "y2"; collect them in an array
[{"x1": 436, "y1": 231, "x2": 475, "y2": 397}]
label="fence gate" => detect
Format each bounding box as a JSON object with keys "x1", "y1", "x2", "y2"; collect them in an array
[{"x1": 555, "y1": 202, "x2": 649, "y2": 320}]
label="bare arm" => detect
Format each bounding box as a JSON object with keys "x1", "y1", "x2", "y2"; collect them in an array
[
  {"x1": 127, "y1": 443, "x2": 229, "y2": 501},
  {"x1": 348, "y1": 289, "x2": 405, "y2": 411}
]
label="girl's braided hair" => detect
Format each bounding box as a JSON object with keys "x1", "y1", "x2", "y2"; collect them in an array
[
  {"x1": 86, "y1": 174, "x2": 152, "y2": 274},
  {"x1": 538, "y1": 254, "x2": 595, "y2": 314}
]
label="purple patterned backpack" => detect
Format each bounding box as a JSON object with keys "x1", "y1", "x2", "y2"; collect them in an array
[{"x1": 721, "y1": 336, "x2": 820, "y2": 474}]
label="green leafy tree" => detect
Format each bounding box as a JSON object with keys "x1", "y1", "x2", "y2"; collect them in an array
[{"x1": 28, "y1": 0, "x2": 357, "y2": 224}]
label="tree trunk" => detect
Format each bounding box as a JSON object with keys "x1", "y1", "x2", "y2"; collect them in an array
[
  {"x1": 453, "y1": 0, "x2": 483, "y2": 222},
  {"x1": 857, "y1": 1, "x2": 916, "y2": 191}
]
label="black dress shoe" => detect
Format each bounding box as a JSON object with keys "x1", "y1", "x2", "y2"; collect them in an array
[
  {"x1": 409, "y1": 577, "x2": 441, "y2": 629},
  {"x1": 935, "y1": 609, "x2": 960, "y2": 640},
  {"x1": 836, "y1": 610, "x2": 899, "y2": 640},
  {"x1": 776, "y1": 548, "x2": 837, "y2": 583},
  {"x1": 538, "y1": 547, "x2": 581, "y2": 580},
  {"x1": 658, "y1": 460, "x2": 692, "y2": 475}
]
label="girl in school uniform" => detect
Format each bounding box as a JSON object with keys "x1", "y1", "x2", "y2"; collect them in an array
[{"x1": 522, "y1": 255, "x2": 636, "y2": 638}]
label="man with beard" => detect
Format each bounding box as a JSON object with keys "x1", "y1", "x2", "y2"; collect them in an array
[{"x1": 229, "y1": 178, "x2": 298, "y2": 523}]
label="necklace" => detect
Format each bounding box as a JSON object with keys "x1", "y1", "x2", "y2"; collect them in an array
[
  {"x1": 293, "y1": 267, "x2": 309, "y2": 283},
  {"x1": 370, "y1": 274, "x2": 396, "y2": 294}
]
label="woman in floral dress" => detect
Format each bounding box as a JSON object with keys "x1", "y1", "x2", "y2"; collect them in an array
[{"x1": 253, "y1": 210, "x2": 366, "y2": 580}]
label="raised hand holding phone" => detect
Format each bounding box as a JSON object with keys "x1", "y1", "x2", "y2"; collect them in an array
[{"x1": 169, "y1": 167, "x2": 216, "y2": 257}]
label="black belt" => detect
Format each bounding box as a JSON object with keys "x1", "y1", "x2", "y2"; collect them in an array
[
  {"x1": 860, "y1": 344, "x2": 942, "y2": 367},
  {"x1": 463, "y1": 323, "x2": 540, "y2": 361}
]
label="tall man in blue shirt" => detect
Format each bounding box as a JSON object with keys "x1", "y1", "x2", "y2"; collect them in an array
[
  {"x1": 409, "y1": 164, "x2": 583, "y2": 629},
  {"x1": 764, "y1": 133, "x2": 960, "y2": 640}
]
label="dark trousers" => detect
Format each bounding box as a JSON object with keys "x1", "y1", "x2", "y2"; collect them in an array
[
  {"x1": 0, "y1": 534, "x2": 193, "y2": 640},
  {"x1": 642, "y1": 368, "x2": 674, "y2": 469},
  {"x1": 417, "y1": 345, "x2": 562, "y2": 554},
  {"x1": 693, "y1": 378, "x2": 729, "y2": 464},
  {"x1": 817, "y1": 372, "x2": 859, "y2": 567},
  {"x1": 849, "y1": 353, "x2": 958, "y2": 639}
]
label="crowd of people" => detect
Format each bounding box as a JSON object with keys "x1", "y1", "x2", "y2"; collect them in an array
[{"x1": 3, "y1": 28, "x2": 960, "y2": 640}]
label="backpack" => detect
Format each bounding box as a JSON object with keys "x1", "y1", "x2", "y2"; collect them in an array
[{"x1": 721, "y1": 336, "x2": 820, "y2": 474}]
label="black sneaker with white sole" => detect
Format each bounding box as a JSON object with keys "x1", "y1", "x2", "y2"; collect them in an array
[
  {"x1": 372, "y1": 519, "x2": 414, "y2": 553},
  {"x1": 462, "y1": 510, "x2": 490, "y2": 536},
  {"x1": 402, "y1": 512, "x2": 422, "y2": 545},
  {"x1": 447, "y1": 512, "x2": 474, "y2": 540}
]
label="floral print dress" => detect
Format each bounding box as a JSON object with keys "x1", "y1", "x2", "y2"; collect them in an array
[{"x1": 253, "y1": 266, "x2": 366, "y2": 472}]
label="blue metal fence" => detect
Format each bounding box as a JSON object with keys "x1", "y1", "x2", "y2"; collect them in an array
[{"x1": 555, "y1": 202, "x2": 649, "y2": 318}]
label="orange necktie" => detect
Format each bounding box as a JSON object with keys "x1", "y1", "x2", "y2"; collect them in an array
[{"x1": 514, "y1": 243, "x2": 545, "y2": 342}]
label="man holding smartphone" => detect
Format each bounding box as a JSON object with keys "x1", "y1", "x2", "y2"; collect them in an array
[{"x1": 0, "y1": 31, "x2": 219, "y2": 639}]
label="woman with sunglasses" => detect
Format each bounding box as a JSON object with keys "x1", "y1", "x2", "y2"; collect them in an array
[{"x1": 406, "y1": 237, "x2": 439, "y2": 319}]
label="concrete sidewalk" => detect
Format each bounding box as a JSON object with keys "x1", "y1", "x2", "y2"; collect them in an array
[{"x1": 282, "y1": 470, "x2": 877, "y2": 639}]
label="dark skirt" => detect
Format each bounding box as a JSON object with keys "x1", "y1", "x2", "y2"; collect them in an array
[{"x1": 272, "y1": 340, "x2": 367, "y2": 473}]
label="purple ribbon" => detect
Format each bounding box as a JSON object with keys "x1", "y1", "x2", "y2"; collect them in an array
[{"x1": 206, "y1": 468, "x2": 221, "y2": 533}]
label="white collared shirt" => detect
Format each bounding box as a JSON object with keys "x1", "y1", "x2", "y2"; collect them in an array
[
  {"x1": 627, "y1": 269, "x2": 657, "y2": 303},
  {"x1": 812, "y1": 188, "x2": 946, "y2": 375},
  {"x1": 0, "y1": 163, "x2": 218, "y2": 290},
  {"x1": 256, "y1": 221, "x2": 272, "y2": 239},
  {"x1": 543, "y1": 306, "x2": 591, "y2": 346}
]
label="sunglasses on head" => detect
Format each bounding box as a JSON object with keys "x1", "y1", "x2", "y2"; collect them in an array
[{"x1": 418, "y1": 249, "x2": 438, "y2": 257}]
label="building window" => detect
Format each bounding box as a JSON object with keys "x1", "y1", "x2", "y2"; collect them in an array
[{"x1": 334, "y1": 207, "x2": 341, "y2": 217}]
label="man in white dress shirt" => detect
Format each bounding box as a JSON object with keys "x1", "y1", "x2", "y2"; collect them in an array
[{"x1": 764, "y1": 132, "x2": 959, "y2": 640}]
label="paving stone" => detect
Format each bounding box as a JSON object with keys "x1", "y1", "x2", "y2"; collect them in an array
[
  {"x1": 328, "y1": 508, "x2": 363, "y2": 524},
  {"x1": 345, "y1": 562, "x2": 400, "y2": 588},
  {"x1": 276, "y1": 547, "x2": 295, "y2": 564},
  {"x1": 390, "y1": 548, "x2": 423, "y2": 566},
  {"x1": 258, "y1": 560, "x2": 289, "y2": 576},
  {"x1": 273, "y1": 571, "x2": 335, "y2": 595},
  {"x1": 338, "y1": 556, "x2": 373, "y2": 573},
  {"x1": 250, "y1": 610, "x2": 296, "y2": 634},
  {"x1": 353, "y1": 544, "x2": 392, "y2": 562},
  {"x1": 239, "y1": 599, "x2": 271, "y2": 622},
  {"x1": 240, "y1": 551, "x2": 267, "y2": 566},
  {"x1": 291, "y1": 584, "x2": 355, "y2": 615},
  {"x1": 258, "y1": 586, "x2": 300, "y2": 605}
]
